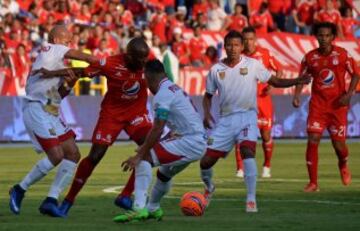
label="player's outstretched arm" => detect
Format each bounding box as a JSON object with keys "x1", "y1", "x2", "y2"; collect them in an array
[
  {"x1": 338, "y1": 73, "x2": 360, "y2": 106},
  {"x1": 203, "y1": 92, "x2": 215, "y2": 129},
  {"x1": 292, "y1": 84, "x2": 304, "y2": 108},
  {"x1": 268, "y1": 74, "x2": 311, "y2": 88},
  {"x1": 34, "y1": 67, "x2": 86, "y2": 79},
  {"x1": 64, "y1": 49, "x2": 99, "y2": 64}
]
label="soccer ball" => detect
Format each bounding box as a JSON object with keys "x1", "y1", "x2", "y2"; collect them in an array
[{"x1": 179, "y1": 192, "x2": 207, "y2": 216}]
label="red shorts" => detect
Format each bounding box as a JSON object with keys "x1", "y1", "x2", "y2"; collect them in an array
[
  {"x1": 92, "y1": 111, "x2": 152, "y2": 145},
  {"x1": 257, "y1": 95, "x2": 273, "y2": 131},
  {"x1": 307, "y1": 107, "x2": 347, "y2": 141}
]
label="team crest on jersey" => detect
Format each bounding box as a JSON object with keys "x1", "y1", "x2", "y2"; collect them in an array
[
  {"x1": 319, "y1": 69, "x2": 335, "y2": 86},
  {"x1": 332, "y1": 57, "x2": 339, "y2": 65},
  {"x1": 218, "y1": 71, "x2": 226, "y2": 79},
  {"x1": 122, "y1": 81, "x2": 140, "y2": 96},
  {"x1": 99, "y1": 58, "x2": 106, "y2": 66},
  {"x1": 48, "y1": 128, "x2": 56, "y2": 136},
  {"x1": 240, "y1": 68, "x2": 248, "y2": 75}
]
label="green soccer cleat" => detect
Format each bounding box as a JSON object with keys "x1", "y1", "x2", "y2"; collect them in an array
[
  {"x1": 113, "y1": 208, "x2": 149, "y2": 223},
  {"x1": 148, "y1": 208, "x2": 164, "y2": 221}
]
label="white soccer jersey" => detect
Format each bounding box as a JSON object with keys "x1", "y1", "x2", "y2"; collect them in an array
[
  {"x1": 206, "y1": 56, "x2": 272, "y2": 116},
  {"x1": 153, "y1": 79, "x2": 205, "y2": 136},
  {"x1": 25, "y1": 42, "x2": 70, "y2": 104}
]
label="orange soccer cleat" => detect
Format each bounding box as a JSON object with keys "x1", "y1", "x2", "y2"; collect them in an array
[
  {"x1": 340, "y1": 165, "x2": 352, "y2": 186},
  {"x1": 303, "y1": 183, "x2": 320, "y2": 192}
]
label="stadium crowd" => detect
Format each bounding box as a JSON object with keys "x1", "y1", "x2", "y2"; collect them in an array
[{"x1": 0, "y1": 0, "x2": 359, "y2": 95}]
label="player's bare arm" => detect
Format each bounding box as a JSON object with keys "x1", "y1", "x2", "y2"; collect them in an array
[
  {"x1": 203, "y1": 92, "x2": 215, "y2": 129},
  {"x1": 292, "y1": 83, "x2": 304, "y2": 108},
  {"x1": 338, "y1": 73, "x2": 360, "y2": 106},
  {"x1": 64, "y1": 49, "x2": 99, "y2": 64},
  {"x1": 268, "y1": 74, "x2": 311, "y2": 88},
  {"x1": 121, "y1": 118, "x2": 166, "y2": 171}
]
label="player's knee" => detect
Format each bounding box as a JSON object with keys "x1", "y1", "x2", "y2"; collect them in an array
[
  {"x1": 47, "y1": 148, "x2": 64, "y2": 166},
  {"x1": 157, "y1": 169, "x2": 171, "y2": 182},
  {"x1": 200, "y1": 156, "x2": 217, "y2": 169},
  {"x1": 332, "y1": 140, "x2": 346, "y2": 153},
  {"x1": 88, "y1": 145, "x2": 107, "y2": 165},
  {"x1": 239, "y1": 141, "x2": 256, "y2": 159},
  {"x1": 308, "y1": 133, "x2": 321, "y2": 144}
]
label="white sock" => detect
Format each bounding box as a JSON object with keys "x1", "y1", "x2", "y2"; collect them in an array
[
  {"x1": 243, "y1": 158, "x2": 257, "y2": 202},
  {"x1": 19, "y1": 157, "x2": 54, "y2": 190},
  {"x1": 147, "y1": 178, "x2": 172, "y2": 212},
  {"x1": 201, "y1": 168, "x2": 214, "y2": 191},
  {"x1": 47, "y1": 159, "x2": 77, "y2": 199},
  {"x1": 134, "y1": 160, "x2": 152, "y2": 210}
]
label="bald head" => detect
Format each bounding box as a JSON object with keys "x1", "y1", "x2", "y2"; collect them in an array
[
  {"x1": 48, "y1": 25, "x2": 71, "y2": 46},
  {"x1": 125, "y1": 37, "x2": 150, "y2": 71}
]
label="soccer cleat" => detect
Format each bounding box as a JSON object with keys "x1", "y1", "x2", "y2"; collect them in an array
[
  {"x1": 148, "y1": 208, "x2": 164, "y2": 221},
  {"x1": 303, "y1": 183, "x2": 320, "y2": 192},
  {"x1": 203, "y1": 185, "x2": 215, "y2": 208},
  {"x1": 261, "y1": 167, "x2": 271, "y2": 178},
  {"x1": 113, "y1": 208, "x2": 149, "y2": 223},
  {"x1": 59, "y1": 199, "x2": 73, "y2": 216},
  {"x1": 9, "y1": 184, "x2": 25, "y2": 215},
  {"x1": 236, "y1": 169, "x2": 244, "y2": 178},
  {"x1": 114, "y1": 195, "x2": 133, "y2": 210},
  {"x1": 39, "y1": 197, "x2": 65, "y2": 218},
  {"x1": 340, "y1": 165, "x2": 351, "y2": 186},
  {"x1": 246, "y1": 201, "x2": 258, "y2": 213}
]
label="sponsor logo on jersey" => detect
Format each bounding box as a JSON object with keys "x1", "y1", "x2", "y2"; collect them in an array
[
  {"x1": 240, "y1": 68, "x2": 248, "y2": 75},
  {"x1": 130, "y1": 116, "x2": 144, "y2": 125},
  {"x1": 218, "y1": 71, "x2": 226, "y2": 79},
  {"x1": 319, "y1": 69, "x2": 335, "y2": 85},
  {"x1": 122, "y1": 81, "x2": 140, "y2": 96},
  {"x1": 99, "y1": 58, "x2": 106, "y2": 66}
]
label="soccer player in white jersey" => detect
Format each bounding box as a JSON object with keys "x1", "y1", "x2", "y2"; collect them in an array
[
  {"x1": 9, "y1": 25, "x2": 97, "y2": 217},
  {"x1": 200, "y1": 30, "x2": 310, "y2": 212},
  {"x1": 113, "y1": 60, "x2": 207, "y2": 222}
]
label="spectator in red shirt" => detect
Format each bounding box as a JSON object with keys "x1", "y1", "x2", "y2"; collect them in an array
[
  {"x1": 268, "y1": 0, "x2": 291, "y2": 31},
  {"x1": 53, "y1": 0, "x2": 71, "y2": 24},
  {"x1": 227, "y1": 3, "x2": 248, "y2": 32},
  {"x1": 192, "y1": 0, "x2": 208, "y2": 20},
  {"x1": 340, "y1": 7, "x2": 360, "y2": 39},
  {"x1": 250, "y1": 2, "x2": 275, "y2": 35},
  {"x1": 189, "y1": 25, "x2": 206, "y2": 67},
  {"x1": 149, "y1": 4, "x2": 168, "y2": 43},
  {"x1": 314, "y1": 0, "x2": 344, "y2": 37},
  {"x1": 11, "y1": 43, "x2": 29, "y2": 88},
  {"x1": 171, "y1": 27, "x2": 190, "y2": 67},
  {"x1": 293, "y1": 0, "x2": 317, "y2": 35},
  {"x1": 202, "y1": 45, "x2": 218, "y2": 68}
]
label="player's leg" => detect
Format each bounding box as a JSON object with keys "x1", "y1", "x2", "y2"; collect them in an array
[
  {"x1": 10, "y1": 103, "x2": 61, "y2": 215},
  {"x1": 328, "y1": 111, "x2": 350, "y2": 186},
  {"x1": 114, "y1": 113, "x2": 152, "y2": 210},
  {"x1": 235, "y1": 143, "x2": 244, "y2": 177},
  {"x1": 304, "y1": 133, "x2": 321, "y2": 192},
  {"x1": 260, "y1": 128, "x2": 273, "y2": 178}
]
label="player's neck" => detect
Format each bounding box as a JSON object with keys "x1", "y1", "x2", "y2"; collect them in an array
[
  {"x1": 318, "y1": 45, "x2": 333, "y2": 56},
  {"x1": 224, "y1": 57, "x2": 241, "y2": 67},
  {"x1": 243, "y1": 48, "x2": 256, "y2": 56}
]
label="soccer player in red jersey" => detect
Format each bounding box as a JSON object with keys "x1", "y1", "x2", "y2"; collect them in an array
[
  {"x1": 235, "y1": 27, "x2": 283, "y2": 178},
  {"x1": 38, "y1": 38, "x2": 152, "y2": 215},
  {"x1": 293, "y1": 22, "x2": 360, "y2": 192}
]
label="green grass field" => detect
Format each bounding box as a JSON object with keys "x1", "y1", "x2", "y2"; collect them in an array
[{"x1": 1, "y1": 141, "x2": 360, "y2": 231}]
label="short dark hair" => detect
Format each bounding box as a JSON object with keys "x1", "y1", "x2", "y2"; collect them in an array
[
  {"x1": 224, "y1": 30, "x2": 243, "y2": 45},
  {"x1": 145, "y1": 59, "x2": 166, "y2": 77},
  {"x1": 313, "y1": 22, "x2": 337, "y2": 36},
  {"x1": 242, "y1": 26, "x2": 256, "y2": 34}
]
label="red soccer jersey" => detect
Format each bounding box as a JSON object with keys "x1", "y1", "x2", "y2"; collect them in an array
[
  {"x1": 228, "y1": 14, "x2": 248, "y2": 32},
  {"x1": 300, "y1": 46, "x2": 360, "y2": 111},
  {"x1": 243, "y1": 47, "x2": 281, "y2": 97},
  {"x1": 84, "y1": 54, "x2": 147, "y2": 115},
  {"x1": 341, "y1": 17, "x2": 360, "y2": 39},
  {"x1": 172, "y1": 41, "x2": 189, "y2": 65},
  {"x1": 315, "y1": 9, "x2": 341, "y2": 24},
  {"x1": 249, "y1": 11, "x2": 274, "y2": 34},
  {"x1": 189, "y1": 37, "x2": 206, "y2": 61},
  {"x1": 295, "y1": 0, "x2": 317, "y2": 25}
]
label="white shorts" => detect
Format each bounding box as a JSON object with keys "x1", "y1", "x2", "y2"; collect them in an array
[
  {"x1": 150, "y1": 133, "x2": 207, "y2": 167},
  {"x1": 207, "y1": 110, "x2": 258, "y2": 156},
  {"x1": 23, "y1": 100, "x2": 75, "y2": 153}
]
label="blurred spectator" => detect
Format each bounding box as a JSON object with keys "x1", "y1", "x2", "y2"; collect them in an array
[
  {"x1": 268, "y1": 0, "x2": 292, "y2": 31},
  {"x1": 227, "y1": 3, "x2": 248, "y2": 32},
  {"x1": 192, "y1": 0, "x2": 209, "y2": 20},
  {"x1": 292, "y1": 0, "x2": 317, "y2": 35},
  {"x1": 207, "y1": 0, "x2": 230, "y2": 31},
  {"x1": 74, "y1": 2, "x2": 92, "y2": 25},
  {"x1": 149, "y1": 4, "x2": 168, "y2": 43},
  {"x1": 202, "y1": 45, "x2": 218, "y2": 68},
  {"x1": 53, "y1": 0, "x2": 71, "y2": 23},
  {"x1": 0, "y1": 0, "x2": 20, "y2": 17},
  {"x1": 189, "y1": 25, "x2": 206, "y2": 67},
  {"x1": 171, "y1": 27, "x2": 190, "y2": 67},
  {"x1": 340, "y1": 7, "x2": 360, "y2": 39},
  {"x1": 249, "y1": 2, "x2": 275, "y2": 35},
  {"x1": 314, "y1": 0, "x2": 344, "y2": 37},
  {"x1": 191, "y1": 12, "x2": 208, "y2": 29},
  {"x1": 11, "y1": 43, "x2": 29, "y2": 89},
  {"x1": 248, "y1": 0, "x2": 264, "y2": 15},
  {"x1": 117, "y1": 4, "x2": 134, "y2": 27}
]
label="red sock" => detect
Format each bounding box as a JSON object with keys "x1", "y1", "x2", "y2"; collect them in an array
[
  {"x1": 118, "y1": 170, "x2": 135, "y2": 197},
  {"x1": 65, "y1": 156, "x2": 95, "y2": 203},
  {"x1": 262, "y1": 140, "x2": 274, "y2": 167},
  {"x1": 306, "y1": 142, "x2": 319, "y2": 185},
  {"x1": 335, "y1": 146, "x2": 349, "y2": 169},
  {"x1": 235, "y1": 143, "x2": 243, "y2": 170}
]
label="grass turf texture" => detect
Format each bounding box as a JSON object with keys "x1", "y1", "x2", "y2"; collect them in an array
[{"x1": 1, "y1": 141, "x2": 360, "y2": 231}]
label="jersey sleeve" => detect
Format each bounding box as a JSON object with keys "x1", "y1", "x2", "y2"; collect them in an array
[
  {"x1": 255, "y1": 60, "x2": 272, "y2": 83},
  {"x1": 345, "y1": 51, "x2": 360, "y2": 76},
  {"x1": 205, "y1": 68, "x2": 218, "y2": 95},
  {"x1": 83, "y1": 57, "x2": 107, "y2": 77},
  {"x1": 53, "y1": 44, "x2": 71, "y2": 60},
  {"x1": 153, "y1": 89, "x2": 175, "y2": 121}
]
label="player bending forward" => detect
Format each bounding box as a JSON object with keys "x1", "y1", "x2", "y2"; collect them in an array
[
  {"x1": 200, "y1": 30, "x2": 310, "y2": 213},
  {"x1": 113, "y1": 60, "x2": 207, "y2": 222}
]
